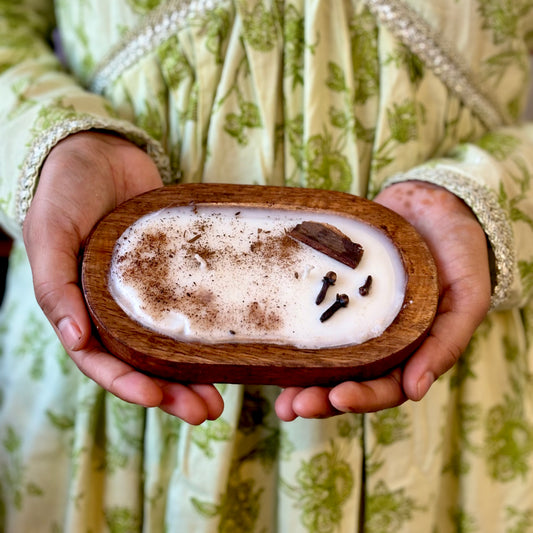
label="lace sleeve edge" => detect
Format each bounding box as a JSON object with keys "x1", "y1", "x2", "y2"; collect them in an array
[{"x1": 16, "y1": 116, "x2": 171, "y2": 226}]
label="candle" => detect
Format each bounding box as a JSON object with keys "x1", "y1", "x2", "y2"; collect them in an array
[{"x1": 109, "y1": 205, "x2": 406, "y2": 350}]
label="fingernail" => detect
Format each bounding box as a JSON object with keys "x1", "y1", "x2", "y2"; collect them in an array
[
  {"x1": 57, "y1": 318, "x2": 82, "y2": 350},
  {"x1": 417, "y1": 372, "x2": 435, "y2": 399}
]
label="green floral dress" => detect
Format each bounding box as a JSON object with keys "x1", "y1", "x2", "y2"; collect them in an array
[{"x1": 1, "y1": 0, "x2": 533, "y2": 531}]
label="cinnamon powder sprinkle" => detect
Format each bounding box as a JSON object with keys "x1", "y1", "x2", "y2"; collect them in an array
[{"x1": 112, "y1": 216, "x2": 305, "y2": 335}]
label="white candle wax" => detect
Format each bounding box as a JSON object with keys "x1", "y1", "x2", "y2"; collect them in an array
[{"x1": 109, "y1": 206, "x2": 406, "y2": 349}]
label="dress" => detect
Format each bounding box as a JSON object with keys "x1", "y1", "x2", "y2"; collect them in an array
[{"x1": 1, "y1": 1, "x2": 533, "y2": 531}]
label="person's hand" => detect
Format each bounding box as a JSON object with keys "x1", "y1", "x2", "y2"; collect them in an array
[
  {"x1": 23, "y1": 131, "x2": 224, "y2": 424},
  {"x1": 275, "y1": 180, "x2": 492, "y2": 420}
]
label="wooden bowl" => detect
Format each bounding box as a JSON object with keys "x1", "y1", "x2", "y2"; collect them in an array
[{"x1": 81, "y1": 184, "x2": 438, "y2": 386}]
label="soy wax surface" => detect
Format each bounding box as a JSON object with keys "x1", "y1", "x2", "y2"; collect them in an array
[{"x1": 109, "y1": 206, "x2": 406, "y2": 349}]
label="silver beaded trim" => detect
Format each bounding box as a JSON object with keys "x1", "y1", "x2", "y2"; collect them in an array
[
  {"x1": 16, "y1": 116, "x2": 171, "y2": 225},
  {"x1": 384, "y1": 167, "x2": 514, "y2": 309},
  {"x1": 89, "y1": 0, "x2": 217, "y2": 94},
  {"x1": 363, "y1": 0, "x2": 508, "y2": 129}
]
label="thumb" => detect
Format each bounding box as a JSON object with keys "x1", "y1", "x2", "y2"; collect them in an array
[{"x1": 25, "y1": 219, "x2": 92, "y2": 351}]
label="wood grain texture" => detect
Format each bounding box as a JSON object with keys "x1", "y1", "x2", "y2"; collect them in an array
[{"x1": 81, "y1": 184, "x2": 438, "y2": 386}]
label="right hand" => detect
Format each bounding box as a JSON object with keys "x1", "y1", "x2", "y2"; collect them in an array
[{"x1": 23, "y1": 131, "x2": 224, "y2": 424}]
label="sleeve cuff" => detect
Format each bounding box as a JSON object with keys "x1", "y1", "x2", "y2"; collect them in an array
[{"x1": 16, "y1": 115, "x2": 172, "y2": 227}]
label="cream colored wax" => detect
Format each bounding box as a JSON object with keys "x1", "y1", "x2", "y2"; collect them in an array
[{"x1": 109, "y1": 206, "x2": 406, "y2": 349}]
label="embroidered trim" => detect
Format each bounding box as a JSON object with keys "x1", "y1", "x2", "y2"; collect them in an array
[
  {"x1": 363, "y1": 0, "x2": 508, "y2": 129},
  {"x1": 383, "y1": 167, "x2": 514, "y2": 309},
  {"x1": 16, "y1": 116, "x2": 171, "y2": 225},
  {"x1": 89, "y1": 0, "x2": 217, "y2": 94}
]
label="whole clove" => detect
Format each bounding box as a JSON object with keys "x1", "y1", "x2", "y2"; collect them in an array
[
  {"x1": 320, "y1": 293, "x2": 350, "y2": 322},
  {"x1": 316, "y1": 271, "x2": 337, "y2": 305},
  {"x1": 358, "y1": 275, "x2": 373, "y2": 296}
]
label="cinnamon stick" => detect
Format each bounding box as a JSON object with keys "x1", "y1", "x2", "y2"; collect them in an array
[{"x1": 288, "y1": 221, "x2": 363, "y2": 268}]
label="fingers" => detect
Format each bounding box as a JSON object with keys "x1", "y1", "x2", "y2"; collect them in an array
[
  {"x1": 24, "y1": 191, "x2": 94, "y2": 353},
  {"x1": 25, "y1": 204, "x2": 225, "y2": 424},
  {"x1": 275, "y1": 368, "x2": 407, "y2": 420},
  {"x1": 275, "y1": 387, "x2": 303, "y2": 421},
  {"x1": 67, "y1": 337, "x2": 224, "y2": 424},
  {"x1": 329, "y1": 368, "x2": 406, "y2": 413},
  {"x1": 68, "y1": 336, "x2": 164, "y2": 407},
  {"x1": 25, "y1": 215, "x2": 93, "y2": 353},
  {"x1": 189, "y1": 384, "x2": 225, "y2": 420},
  {"x1": 400, "y1": 227, "x2": 490, "y2": 402},
  {"x1": 276, "y1": 387, "x2": 339, "y2": 421},
  {"x1": 158, "y1": 383, "x2": 225, "y2": 424},
  {"x1": 401, "y1": 291, "x2": 488, "y2": 401}
]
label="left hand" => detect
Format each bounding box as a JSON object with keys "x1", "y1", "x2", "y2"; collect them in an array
[{"x1": 275, "y1": 180, "x2": 492, "y2": 420}]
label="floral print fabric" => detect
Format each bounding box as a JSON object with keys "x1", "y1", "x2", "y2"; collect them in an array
[{"x1": 0, "y1": 1, "x2": 533, "y2": 531}]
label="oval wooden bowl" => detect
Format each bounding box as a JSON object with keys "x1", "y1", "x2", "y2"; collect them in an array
[{"x1": 81, "y1": 184, "x2": 438, "y2": 386}]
